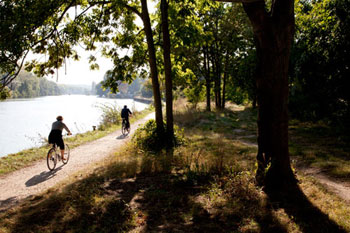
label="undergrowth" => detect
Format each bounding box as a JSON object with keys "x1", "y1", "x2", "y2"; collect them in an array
[{"x1": 132, "y1": 119, "x2": 185, "y2": 152}]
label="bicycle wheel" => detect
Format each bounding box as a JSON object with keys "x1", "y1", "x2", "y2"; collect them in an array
[
  {"x1": 122, "y1": 122, "x2": 127, "y2": 135},
  {"x1": 126, "y1": 125, "x2": 130, "y2": 135},
  {"x1": 62, "y1": 144, "x2": 70, "y2": 164},
  {"x1": 47, "y1": 148, "x2": 57, "y2": 171}
]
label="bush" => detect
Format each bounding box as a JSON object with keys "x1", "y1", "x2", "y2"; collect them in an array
[
  {"x1": 132, "y1": 119, "x2": 185, "y2": 152},
  {"x1": 96, "y1": 103, "x2": 121, "y2": 130}
]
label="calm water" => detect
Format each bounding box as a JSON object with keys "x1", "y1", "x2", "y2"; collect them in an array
[{"x1": 0, "y1": 95, "x2": 148, "y2": 157}]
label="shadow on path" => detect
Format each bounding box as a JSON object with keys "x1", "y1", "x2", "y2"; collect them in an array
[
  {"x1": 0, "y1": 197, "x2": 18, "y2": 212},
  {"x1": 25, "y1": 165, "x2": 63, "y2": 187},
  {"x1": 116, "y1": 134, "x2": 128, "y2": 140}
]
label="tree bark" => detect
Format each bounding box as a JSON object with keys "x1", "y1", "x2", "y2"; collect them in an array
[
  {"x1": 161, "y1": 0, "x2": 174, "y2": 143},
  {"x1": 141, "y1": 0, "x2": 164, "y2": 134},
  {"x1": 204, "y1": 46, "x2": 211, "y2": 111},
  {"x1": 222, "y1": 52, "x2": 229, "y2": 109},
  {"x1": 243, "y1": 0, "x2": 296, "y2": 189}
]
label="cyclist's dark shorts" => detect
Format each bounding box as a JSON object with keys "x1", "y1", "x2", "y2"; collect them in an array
[
  {"x1": 48, "y1": 130, "x2": 65, "y2": 150},
  {"x1": 123, "y1": 118, "x2": 130, "y2": 128}
]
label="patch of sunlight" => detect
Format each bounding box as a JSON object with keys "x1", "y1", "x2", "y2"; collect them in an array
[
  {"x1": 239, "y1": 218, "x2": 260, "y2": 232},
  {"x1": 62, "y1": 206, "x2": 78, "y2": 223},
  {"x1": 299, "y1": 176, "x2": 350, "y2": 231},
  {"x1": 93, "y1": 195, "x2": 105, "y2": 205}
]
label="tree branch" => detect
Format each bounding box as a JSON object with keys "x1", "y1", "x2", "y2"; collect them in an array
[{"x1": 120, "y1": 3, "x2": 142, "y2": 19}]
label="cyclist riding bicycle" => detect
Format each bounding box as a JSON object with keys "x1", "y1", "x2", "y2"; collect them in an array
[
  {"x1": 121, "y1": 105, "x2": 132, "y2": 129},
  {"x1": 48, "y1": 116, "x2": 72, "y2": 160}
]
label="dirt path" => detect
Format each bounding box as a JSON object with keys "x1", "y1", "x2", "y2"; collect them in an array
[
  {"x1": 235, "y1": 138, "x2": 350, "y2": 202},
  {"x1": 0, "y1": 113, "x2": 154, "y2": 211},
  {"x1": 296, "y1": 166, "x2": 350, "y2": 202}
]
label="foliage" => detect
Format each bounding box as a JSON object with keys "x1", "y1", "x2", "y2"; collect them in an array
[
  {"x1": 183, "y1": 82, "x2": 205, "y2": 108},
  {"x1": 167, "y1": 0, "x2": 255, "y2": 107},
  {"x1": 290, "y1": 0, "x2": 350, "y2": 126},
  {"x1": 96, "y1": 76, "x2": 145, "y2": 98},
  {"x1": 59, "y1": 84, "x2": 92, "y2": 95},
  {"x1": 0, "y1": 84, "x2": 11, "y2": 100},
  {"x1": 97, "y1": 103, "x2": 122, "y2": 130},
  {"x1": 6, "y1": 70, "x2": 61, "y2": 98},
  {"x1": 132, "y1": 119, "x2": 185, "y2": 152},
  {"x1": 140, "y1": 78, "x2": 153, "y2": 98}
]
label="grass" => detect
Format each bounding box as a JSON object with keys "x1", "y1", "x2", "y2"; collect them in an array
[
  {"x1": 289, "y1": 120, "x2": 350, "y2": 180},
  {"x1": 0, "y1": 100, "x2": 349, "y2": 232},
  {"x1": 0, "y1": 106, "x2": 154, "y2": 176}
]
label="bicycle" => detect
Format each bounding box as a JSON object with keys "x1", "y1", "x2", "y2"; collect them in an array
[
  {"x1": 47, "y1": 142, "x2": 70, "y2": 171},
  {"x1": 121, "y1": 118, "x2": 130, "y2": 136}
]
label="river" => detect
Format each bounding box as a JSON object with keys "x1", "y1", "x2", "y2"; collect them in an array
[{"x1": 0, "y1": 95, "x2": 149, "y2": 157}]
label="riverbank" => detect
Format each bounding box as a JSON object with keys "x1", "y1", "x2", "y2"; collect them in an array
[{"x1": 0, "y1": 107, "x2": 154, "y2": 176}]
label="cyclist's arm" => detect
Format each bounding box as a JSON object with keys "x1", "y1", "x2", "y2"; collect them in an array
[{"x1": 63, "y1": 123, "x2": 72, "y2": 135}]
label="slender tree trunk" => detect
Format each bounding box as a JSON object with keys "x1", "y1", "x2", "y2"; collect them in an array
[
  {"x1": 252, "y1": 94, "x2": 257, "y2": 108},
  {"x1": 222, "y1": 52, "x2": 229, "y2": 109},
  {"x1": 161, "y1": 0, "x2": 174, "y2": 143},
  {"x1": 212, "y1": 55, "x2": 221, "y2": 109},
  {"x1": 204, "y1": 47, "x2": 211, "y2": 111},
  {"x1": 215, "y1": 57, "x2": 222, "y2": 110},
  {"x1": 243, "y1": 0, "x2": 296, "y2": 189},
  {"x1": 141, "y1": 0, "x2": 164, "y2": 134}
]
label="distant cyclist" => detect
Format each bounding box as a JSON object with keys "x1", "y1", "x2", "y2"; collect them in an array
[
  {"x1": 121, "y1": 105, "x2": 132, "y2": 129},
  {"x1": 48, "y1": 116, "x2": 72, "y2": 160}
]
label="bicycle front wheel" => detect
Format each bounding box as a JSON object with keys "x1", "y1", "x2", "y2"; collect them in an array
[
  {"x1": 62, "y1": 144, "x2": 70, "y2": 164},
  {"x1": 47, "y1": 148, "x2": 57, "y2": 171}
]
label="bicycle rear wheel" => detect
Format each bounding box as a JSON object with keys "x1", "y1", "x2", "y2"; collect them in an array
[
  {"x1": 122, "y1": 122, "x2": 127, "y2": 135},
  {"x1": 62, "y1": 144, "x2": 70, "y2": 164},
  {"x1": 126, "y1": 125, "x2": 130, "y2": 135},
  {"x1": 47, "y1": 148, "x2": 57, "y2": 171}
]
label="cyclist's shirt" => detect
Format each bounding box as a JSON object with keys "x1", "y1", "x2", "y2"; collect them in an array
[
  {"x1": 121, "y1": 108, "x2": 132, "y2": 120},
  {"x1": 51, "y1": 121, "x2": 70, "y2": 132}
]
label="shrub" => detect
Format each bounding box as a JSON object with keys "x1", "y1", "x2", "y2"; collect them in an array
[
  {"x1": 96, "y1": 103, "x2": 121, "y2": 130},
  {"x1": 132, "y1": 119, "x2": 185, "y2": 152}
]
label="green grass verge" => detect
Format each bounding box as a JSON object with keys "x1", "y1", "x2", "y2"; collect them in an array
[
  {"x1": 0, "y1": 102, "x2": 349, "y2": 232},
  {"x1": 0, "y1": 107, "x2": 154, "y2": 176}
]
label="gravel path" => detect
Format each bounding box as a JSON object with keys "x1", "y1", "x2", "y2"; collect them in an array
[{"x1": 0, "y1": 113, "x2": 154, "y2": 211}]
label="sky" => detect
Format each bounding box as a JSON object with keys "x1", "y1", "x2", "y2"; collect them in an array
[
  {"x1": 28, "y1": 47, "x2": 114, "y2": 86},
  {"x1": 26, "y1": 1, "x2": 157, "y2": 86}
]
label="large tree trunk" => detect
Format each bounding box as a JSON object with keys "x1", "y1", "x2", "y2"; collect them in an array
[
  {"x1": 141, "y1": 0, "x2": 164, "y2": 134},
  {"x1": 243, "y1": 0, "x2": 296, "y2": 189},
  {"x1": 161, "y1": 0, "x2": 174, "y2": 143}
]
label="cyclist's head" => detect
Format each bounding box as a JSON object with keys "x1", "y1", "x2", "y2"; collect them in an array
[
  {"x1": 56, "y1": 115, "x2": 63, "y2": 121},
  {"x1": 124, "y1": 105, "x2": 127, "y2": 109}
]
